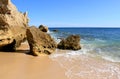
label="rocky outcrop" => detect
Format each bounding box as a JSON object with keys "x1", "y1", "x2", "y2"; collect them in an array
[
  {"x1": 39, "y1": 24, "x2": 48, "y2": 32},
  {"x1": 57, "y1": 35, "x2": 81, "y2": 50},
  {"x1": 52, "y1": 29, "x2": 59, "y2": 32},
  {"x1": 26, "y1": 26, "x2": 57, "y2": 56},
  {"x1": 0, "y1": 0, "x2": 29, "y2": 51}
]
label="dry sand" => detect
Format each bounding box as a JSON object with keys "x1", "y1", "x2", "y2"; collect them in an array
[
  {"x1": 0, "y1": 43, "x2": 67, "y2": 79},
  {"x1": 0, "y1": 42, "x2": 120, "y2": 79}
]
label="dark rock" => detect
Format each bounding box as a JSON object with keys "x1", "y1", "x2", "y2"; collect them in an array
[
  {"x1": 52, "y1": 29, "x2": 59, "y2": 32},
  {"x1": 57, "y1": 35, "x2": 81, "y2": 50},
  {"x1": 0, "y1": 39, "x2": 16, "y2": 51},
  {"x1": 0, "y1": 0, "x2": 29, "y2": 51},
  {"x1": 39, "y1": 24, "x2": 48, "y2": 32},
  {"x1": 26, "y1": 26, "x2": 57, "y2": 56}
]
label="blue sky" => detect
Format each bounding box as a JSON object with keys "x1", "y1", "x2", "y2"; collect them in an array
[{"x1": 12, "y1": 0, "x2": 120, "y2": 27}]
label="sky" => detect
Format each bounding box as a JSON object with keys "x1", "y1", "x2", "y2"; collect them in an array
[{"x1": 12, "y1": 0, "x2": 120, "y2": 27}]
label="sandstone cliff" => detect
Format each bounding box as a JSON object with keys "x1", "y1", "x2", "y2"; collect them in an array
[{"x1": 0, "y1": 0, "x2": 29, "y2": 51}]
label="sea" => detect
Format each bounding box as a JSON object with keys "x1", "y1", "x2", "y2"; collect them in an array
[
  {"x1": 49, "y1": 27, "x2": 120, "y2": 62},
  {"x1": 48, "y1": 27, "x2": 120, "y2": 79}
]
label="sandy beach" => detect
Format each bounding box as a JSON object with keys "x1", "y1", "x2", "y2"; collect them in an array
[
  {"x1": 0, "y1": 43, "x2": 67, "y2": 79},
  {"x1": 0, "y1": 0, "x2": 120, "y2": 79},
  {"x1": 0, "y1": 43, "x2": 120, "y2": 79}
]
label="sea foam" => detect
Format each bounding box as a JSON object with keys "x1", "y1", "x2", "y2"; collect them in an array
[{"x1": 50, "y1": 50, "x2": 120, "y2": 79}]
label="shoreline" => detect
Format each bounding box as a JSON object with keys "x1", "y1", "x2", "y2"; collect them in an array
[
  {"x1": 0, "y1": 43, "x2": 120, "y2": 79},
  {"x1": 50, "y1": 49, "x2": 120, "y2": 79}
]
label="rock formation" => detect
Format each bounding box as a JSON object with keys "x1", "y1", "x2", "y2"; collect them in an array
[
  {"x1": 39, "y1": 24, "x2": 48, "y2": 32},
  {"x1": 0, "y1": 0, "x2": 29, "y2": 51},
  {"x1": 26, "y1": 26, "x2": 57, "y2": 56},
  {"x1": 52, "y1": 29, "x2": 59, "y2": 32},
  {"x1": 57, "y1": 35, "x2": 81, "y2": 50}
]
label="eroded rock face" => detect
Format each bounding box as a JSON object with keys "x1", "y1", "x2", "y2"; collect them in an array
[
  {"x1": 57, "y1": 35, "x2": 81, "y2": 50},
  {"x1": 26, "y1": 26, "x2": 57, "y2": 56},
  {"x1": 39, "y1": 24, "x2": 48, "y2": 32},
  {"x1": 0, "y1": 0, "x2": 29, "y2": 51}
]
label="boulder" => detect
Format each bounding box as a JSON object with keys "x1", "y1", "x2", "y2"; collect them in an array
[
  {"x1": 0, "y1": 0, "x2": 29, "y2": 51},
  {"x1": 57, "y1": 35, "x2": 81, "y2": 50},
  {"x1": 39, "y1": 24, "x2": 48, "y2": 32},
  {"x1": 52, "y1": 29, "x2": 59, "y2": 32},
  {"x1": 26, "y1": 26, "x2": 57, "y2": 56}
]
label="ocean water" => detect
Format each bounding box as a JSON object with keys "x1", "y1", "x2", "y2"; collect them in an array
[
  {"x1": 48, "y1": 27, "x2": 120, "y2": 79},
  {"x1": 49, "y1": 27, "x2": 120, "y2": 62}
]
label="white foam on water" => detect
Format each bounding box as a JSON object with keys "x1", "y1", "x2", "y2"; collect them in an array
[
  {"x1": 47, "y1": 29, "x2": 50, "y2": 33},
  {"x1": 49, "y1": 29, "x2": 120, "y2": 79},
  {"x1": 81, "y1": 42, "x2": 120, "y2": 63},
  {"x1": 50, "y1": 52, "x2": 120, "y2": 79},
  {"x1": 48, "y1": 31, "x2": 61, "y2": 43},
  {"x1": 50, "y1": 42, "x2": 120, "y2": 79},
  {"x1": 102, "y1": 56, "x2": 120, "y2": 63},
  {"x1": 95, "y1": 38, "x2": 106, "y2": 43}
]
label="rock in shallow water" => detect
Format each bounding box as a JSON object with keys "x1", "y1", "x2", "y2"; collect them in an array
[
  {"x1": 26, "y1": 26, "x2": 57, "y2": 56},
  {"x1": 0, "y1": 0, "x2": 29, "y2": 51},
  {"x1": 57, "y1": 35, "x2": 81, "y2": 50}
]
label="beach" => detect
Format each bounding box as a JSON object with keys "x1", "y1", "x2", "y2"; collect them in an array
[
  {"x1": 0, "y1": 43, "x2": 67, "y2": 79},
  {"x1": 0, "y1": 0, "x2": 120, "y2": 79},
  {"x1": 51, "y1": 50, "x2": 120, "y2": 79},
  {"x1": 0, "y1": 42, "x2": 120, "y2": 79}
]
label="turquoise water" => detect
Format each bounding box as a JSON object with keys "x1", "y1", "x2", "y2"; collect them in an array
[{"x1": 49, "y1": 27, "x2": 120, "y2": 62}]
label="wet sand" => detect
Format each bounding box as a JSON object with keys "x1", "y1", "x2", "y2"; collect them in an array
[
  {"x1": 0, "y1": 43, "x2": 120, "y2": 79},
  {"x1": 0, "y1": 43, "x2": 67, "y2": 79},
  {"x1": 51, "y1": 50, "x2": 120, "y2": 79}
]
